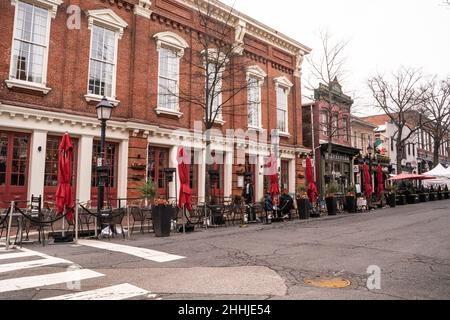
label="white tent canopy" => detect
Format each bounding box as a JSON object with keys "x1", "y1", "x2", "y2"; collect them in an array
[{"x1": 423, "y1": 164, "x2": 450, "y2": 178}]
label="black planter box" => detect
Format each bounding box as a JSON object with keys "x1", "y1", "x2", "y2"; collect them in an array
[
  {"x1": 388, "y1": 193, "x2": 396, "y2": 208},
  {"x1": 396, "y1": 195, "x2": 406, "y2": 206},
  {"x1": 297, "y1": 198, "x2": 310, "y2": 220},
  {"x1": 437, "y1": 192, "x2": 443, "y2": 200},
  {"x1": 407, "y1": 195, "x2": 418, "y2": 205},
  {"x1": 445, "y1": 192, "x2": 450, "y2": 200},
  {"x1": 429, "y1": 193, "x2": 437, "y2": 201},
  {"x1": 326, "y1": 197, "x2": 337, "y2": 215},
  {"x1": 152, "y1": 205, "x2": 173, "y2": 237},
  {"x1": 345, "y1": 196, "x2": 357, "y2": 213},
  {"x1": 419, "y1": 194, "x2": 429, "y2": 202}
]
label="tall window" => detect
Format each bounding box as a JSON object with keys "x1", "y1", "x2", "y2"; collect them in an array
[
  {"x1": 85, "y1": 9, "x2": 127, "y2": 104},
  {"x1": 342, "y1": 116, "x2": 349, "y2": 141},
  {"x1": 88, "y1": 25, "x2": 116, "y2": 98},
  {"x1": 333, "y1": 114, "x2": 339, "y2": 137},
  {"x1": 207, "y1": 62, "x2": 222, "y2": 121},
  {"x1": 274, "y1": 76, "x2": 293, "y2": 134},
  {"x1": 322, "y1": 112, "x2": 329, "y2": 136},
  {"x1": 247, "y1": 77, "x2": 261, "y2": 128},
  {"x1": 158, "y1": 47, "x2": 179, "y2": 111},
  {"x1": 9, "y1": 1, "x2": 50, "y2": 85},
  {"x1": 276, "y1": 86, "x2": 288, "y2": 133}
]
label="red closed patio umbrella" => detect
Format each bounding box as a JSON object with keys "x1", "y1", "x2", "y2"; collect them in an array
[
  {"x1": 177, "y1": 146, "x2": 192, "y2": 212},
  {"x1": 363, "y1": 163, "x2": 373, "y2": 199},
  {"x1": 377, "y1": 164, "x2": 384, "y2": 195},
  {"x1": 56, "y1": 133, "x2": 74, "y2": 222},
  {"x1": 267, "y1": 154, "x2": 280, "y2": 205},
  {"x1": 306, "y1": 157, "x2": 318, "y2": 203}
]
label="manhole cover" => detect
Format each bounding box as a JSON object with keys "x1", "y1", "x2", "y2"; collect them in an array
[{"x1": 304, "y1": 277, "x2": 351, "y2": 289}]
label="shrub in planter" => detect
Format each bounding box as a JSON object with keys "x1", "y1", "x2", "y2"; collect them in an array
[
  {"x1": 407, "y1": 194, "x2": 418, "y2": 204},
  {"x1": 396, "y1": 194, "x2": 406, "y2": 205},
  {"x1": 345, "y1": 185, "x2": 357, "y2": 213},
  {"x1": 385, "y1": 185, "x2": 398, "y2": 208},
  {"x1": 419, "y1": 193, "x2": 429, "y2": 202},
  {"x1": 325, "y1": 183, "x2": 339, "y2": 215},
  {"x1": 152, "y1": 200, "x2": 173, "y2": 237},
  {"x1": 429, "y1": 193, "x2": 437, "y2": 201}
]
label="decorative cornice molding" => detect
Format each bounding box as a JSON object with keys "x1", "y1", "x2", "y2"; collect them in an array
[
  {"x1": 86, "y1": 8, "x2": 129, "y2": 39},
  {"x1": 11, "y1": 0, "x2": 63, "y2": 18},
  {"x1": 274, "y1": 76, "x2": 294, "y2": 90},
  {"x1": 134, "y1": 0, "x2": 152, "y2": 19},
  {"x1": 153, "y1": 31, "x2": 189, "y2": 56}
]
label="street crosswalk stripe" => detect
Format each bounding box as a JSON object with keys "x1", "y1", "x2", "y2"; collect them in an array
[
  {"x1": 0, "y1": 251, "x2": 38, "y2": 260},
  {"x1": 0, "y1": 257, "x2": 72, "y2": 273},
  {"x1": 77, "y1": 240, "x2": 185, "y2": 263},
  {"x1": 42, "y1": 283, "x2": 152, "y2": 300},
  {"x1": 0, "y1": 269, "x2": 104, "y2": 293}
]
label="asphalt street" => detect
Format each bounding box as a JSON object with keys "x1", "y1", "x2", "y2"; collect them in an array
[{"x1": 1, "y1": 200, "x2": 449, "y2": 300}]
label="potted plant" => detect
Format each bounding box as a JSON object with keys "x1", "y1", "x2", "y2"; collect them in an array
[
  {"x1": 385, "y1": 184, "x2": 398, "y2": 208},
  {"x1": 296, "y1": 185, "x2": 310, "y2": 220},
  {"x1": 444, "y1": 185, "x2": 450, "y2": 199},
  {"x1": 325, "y1": 183, "x2": 339, "y2": 216},
  {"x1": 429, "y1": 187, "x2": 437, "y2": 201},
  {"x1": 138, "y1": 180, "x2": 157, "y2": 207},
  {"x1": 437, "y1": 186, "x2": 443, "y2": 200},
  {"x1": 406, "y1": 187, "x2": 418, "y2": 205},
  {"x1": 152, "y1": 198, "x2": 174, "y2": 237},
  {"x1": 345, "y1": 185, "x2": 357, "y2": 213}
]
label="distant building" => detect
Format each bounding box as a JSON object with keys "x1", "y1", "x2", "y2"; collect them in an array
[{"x1": 302, "y1": 79, "x2": 359, "y2": 195}]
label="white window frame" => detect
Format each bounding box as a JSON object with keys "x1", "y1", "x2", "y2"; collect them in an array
[
  {"x1": 154, "y1": 32, "x2": 189, "y2": 118},
  {"x1": 246, "y1": 65, "x2": 266, "y2": 130},
  {"x1": 84, "y1": 9, "x2": 128, "y2": 106},
  {"x1": 6, "y1": 0, "x2": 63, "y2": 94},
  {"x1": 274, "y1": 76, "x2": 293, "y2": 136}
]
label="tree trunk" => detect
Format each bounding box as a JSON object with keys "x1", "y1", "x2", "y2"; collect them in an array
[
  {"x1": 396, "y1": 143, "x2": 403, "y2": 174},
  {"x1": 433, "y1": 139, "x2": 441, "y2": 167}
]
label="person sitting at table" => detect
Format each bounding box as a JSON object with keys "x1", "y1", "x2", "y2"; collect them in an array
[{"x1": 279, "y1": 189, "x2": 294, "y2": 220}]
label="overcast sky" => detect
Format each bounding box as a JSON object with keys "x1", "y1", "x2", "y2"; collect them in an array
[{"x1": 222, "y1": 0, "x2": 450, "y2": 116}]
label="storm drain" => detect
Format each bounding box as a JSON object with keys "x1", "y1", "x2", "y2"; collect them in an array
[{"x1": 304, "y1": 276, "x2": 351, "y2": 289}]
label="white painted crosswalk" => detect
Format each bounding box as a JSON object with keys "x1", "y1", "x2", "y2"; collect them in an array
[
  {"x1": 77, "y1": 240, "x2": 186, "y2": 263},
  {"x1": 0, "y1": 247, "x2": 153, "y2": 300}
]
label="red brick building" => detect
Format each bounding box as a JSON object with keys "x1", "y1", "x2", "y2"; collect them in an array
[
  {"x1": 0, "y1": 0, "x2": 311, "y2": 206},
  {"x1": 302, "y1": 80, "x2": 359, "y2": 194}
]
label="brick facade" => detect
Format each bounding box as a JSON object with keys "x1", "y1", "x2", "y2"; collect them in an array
[{"x1": 0, "y1": 0, "x2": 311, "y2": 205}]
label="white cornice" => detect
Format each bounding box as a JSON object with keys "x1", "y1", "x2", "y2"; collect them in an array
[
  {"x1": 86, "y1": 9, "x2": 128, "y2": 39},
  {"x1": 11, "y1": 0, "x2": 63, "y2": 18},
  {"x1": 134, "y1": 0, "x2": 153, "y2": 19},
  {"x1": 274, "y1": 76, "x2": 294, "y2": 89},
  {"x1": 154, "y1": 31, "x2": 189, "y2": 56},
  {"x1": 175, "y1": 0, "x2": 311, "y2": 57},
  {"x1": 246, "y1": 65, "x2": 267, "y2": 82}
]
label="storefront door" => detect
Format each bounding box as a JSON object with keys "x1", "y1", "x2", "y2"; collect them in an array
[
  {"x1": 91, "y1": 141, "x2": 119, "y2": 207},
  {"x1": 281, "y1": 160, "x2": 290, "y2": 192},
  {"x1": 0, "y1": 131, "x2": 30, "y2": 206},
  {"x1": 43, "y1": 136, "x2": 78, "y2": 204},
  {"x1": 148, "y1": 146, "x2": 170, "y2": 199}
]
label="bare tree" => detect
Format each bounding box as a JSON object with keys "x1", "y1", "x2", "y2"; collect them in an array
[
  {"x1": 368, "y1": 67, "x2": 430, "y2": 174},
  {"x1": 306, "y1": 30, "x2": 351, "y2": 175},
  {"x1": 158, "y1": 0, "x2": 258, "y2": 202},
  {"x1": 419, "y1": 78, "x2": 450, "y2": 166}
]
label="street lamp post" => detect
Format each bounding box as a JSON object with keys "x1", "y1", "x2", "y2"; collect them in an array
[{"x1": 96, "y1": 97, "x2": 114, "y2": 232}]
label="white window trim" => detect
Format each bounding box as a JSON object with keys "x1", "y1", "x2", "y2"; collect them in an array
[
  {"x1": 85, "y1": 9, "x2": 128, "y2": 105},
  {"x1": 7, "y1": 0, "x2": 62, "y2": 94},
  {"x1": 246, "y1": 65, "x2": 266, "y2": 130},
  {"x1": 274, "y1": 76, "x2": 293, "y2": 136},
  {"x1": 154, "y1": 32, "x2": 189, "y2": 118}
]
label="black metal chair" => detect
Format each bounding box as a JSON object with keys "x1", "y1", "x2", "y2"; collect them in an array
[{"x1": 130, "y1": 206, "x2": 146, "y2": 234}]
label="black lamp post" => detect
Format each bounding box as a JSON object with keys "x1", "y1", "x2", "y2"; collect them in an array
[{"x1": 96, "y1": 97, "x2": 114, "y2": 228}]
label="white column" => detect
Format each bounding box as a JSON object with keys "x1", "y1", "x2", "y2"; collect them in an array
[
  {"x1": 28, "y1": 130, "x2": 47, "y2": 199},
  {"x1": 224, "y1": 150, "x2": 233, "y2": 198},
  {"x1": 289, "y1": 159, "x2": 296, "y2": 195},
  {"x1": 256, "y1": 155, "x2": 265, "y2": 201},
  {"x1": 117, "y1": 139, "x2": 129, "y2": 206},
  {"x1": 198, "y1": 148, "x2": 206, "y2": 203},
  {"x1": 76, "y1": 135, "x2": 93, "y2": 204},
  {"x1": 169, "y1": 146, "x2": 179, "y2": 203}
]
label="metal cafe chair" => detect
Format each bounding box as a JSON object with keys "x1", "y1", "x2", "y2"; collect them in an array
[{"x1": 130, "y1": 206, "x2": 146, "y2": 234}]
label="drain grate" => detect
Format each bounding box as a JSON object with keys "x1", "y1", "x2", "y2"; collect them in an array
[{"x1": 304, "y1": 276, "x2": 351, "y2": 289}]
